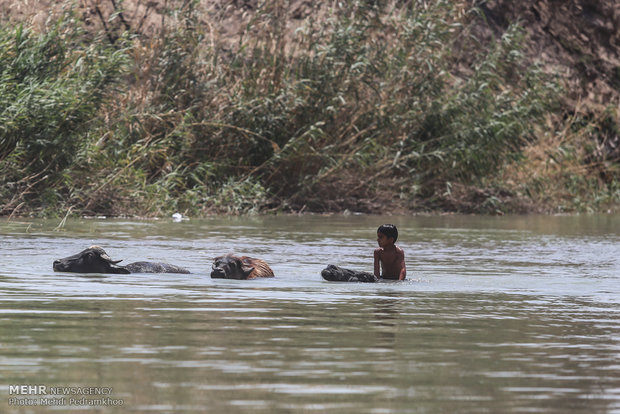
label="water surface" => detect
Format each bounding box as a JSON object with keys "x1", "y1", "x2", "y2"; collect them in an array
[{"x1": 1, "y1": 214, "x2": 619, "y2": 413}]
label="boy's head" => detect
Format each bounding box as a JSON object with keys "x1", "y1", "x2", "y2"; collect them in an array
[{"x1": 377, "y1": 224, "x2": 398, "y2": 242}]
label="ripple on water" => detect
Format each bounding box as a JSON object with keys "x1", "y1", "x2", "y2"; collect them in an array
[{"x1": 1, "y1": 215, "x2": 619, "y2": 413}]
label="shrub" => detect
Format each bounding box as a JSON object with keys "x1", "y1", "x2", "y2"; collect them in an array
[
  {"x1": 0, "y1": 12, "x2": 127, "y2": 214},
  {"x1": 0, "y1": 0, "x2": 575, "y2": 216}
]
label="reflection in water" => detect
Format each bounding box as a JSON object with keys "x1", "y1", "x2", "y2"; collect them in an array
[{"x1": 0, "y1": 215, "x2": 619, "y2": 413}]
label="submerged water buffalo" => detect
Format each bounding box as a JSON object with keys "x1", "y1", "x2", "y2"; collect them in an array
[
  {"x1": 321, "y1": 264, "x2": 378, "y2": 283},
  {"x1": 53, "y1": 246, "x2": 191, "y2": 274},
  {"x1": 210, "y1": 254, "x2": 274, "y2": 279}
]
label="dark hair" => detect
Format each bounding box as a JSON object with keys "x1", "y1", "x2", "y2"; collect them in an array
[{"x1": 377, "y1": 224, "x2": 398, "y2": 242}]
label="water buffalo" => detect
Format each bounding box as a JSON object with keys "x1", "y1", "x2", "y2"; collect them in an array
[
  {"x1": 321, "y1": 264, "x2": 378, "y2": 283},
  {"x1": 53, "y1": 246, "x2": 191, "y2": 274},
  {"x1": 211, "y1": 254, "x2": 274, "y2": 279}
]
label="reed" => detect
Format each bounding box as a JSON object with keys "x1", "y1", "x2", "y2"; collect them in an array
[
  {"x1": 0, "y1": 12, "x2": 127, "y2": 215},
  {"x1": 0, "y1": 0, "x2": 615, "y2": 216}
]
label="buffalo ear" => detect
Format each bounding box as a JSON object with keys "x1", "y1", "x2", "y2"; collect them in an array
[{"x1": 241, "y1": 265, "x2": 255, "y2": 278}]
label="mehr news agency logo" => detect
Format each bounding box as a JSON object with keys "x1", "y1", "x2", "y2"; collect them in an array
[{"x1": 8, "y1": 384, "x2": 124, "y2": 407}]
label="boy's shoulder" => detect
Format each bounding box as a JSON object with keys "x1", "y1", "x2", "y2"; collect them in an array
[{"x1": 384, "y1": 245, "x2": 405, "y2": 258}]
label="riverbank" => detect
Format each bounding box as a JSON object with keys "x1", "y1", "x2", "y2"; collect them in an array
[{"x1": 1, "y1": 1, "x2": 618, "y2": 217}]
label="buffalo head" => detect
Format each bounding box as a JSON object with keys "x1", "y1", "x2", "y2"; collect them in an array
[
  {"x1": 53, "y1": 246, "x2": 130, "y2": 274},
  {"x1": 211, "y1": 254, "x2": 274, "y2": 279},
  {"x1": 321, "y1": 264, "x2": 377, "y2": 283}
]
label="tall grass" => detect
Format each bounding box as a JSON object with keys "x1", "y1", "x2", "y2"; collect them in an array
[
  {"x1": 2, "y1": 0, "x2": 603, "y2": 216},
  {"x1": 0, "y1": 11, "x2": 127, "y2": 215}
]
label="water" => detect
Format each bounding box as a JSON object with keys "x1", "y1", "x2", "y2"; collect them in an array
[{"x1": 1, "y1": 214, "x2": 619, "y2": 413}]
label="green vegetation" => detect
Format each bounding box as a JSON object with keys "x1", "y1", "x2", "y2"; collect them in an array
[
  {"x1": 0, "y1": 14, "x2": 127, "y2": 215},
  {"x1": 1, "y1": 0, "x2": 618, "y2": 217}
]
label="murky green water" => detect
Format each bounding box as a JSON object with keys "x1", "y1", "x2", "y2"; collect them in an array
[{"x1": 1, "y1": 215, "x2": 619, "y2": 413}]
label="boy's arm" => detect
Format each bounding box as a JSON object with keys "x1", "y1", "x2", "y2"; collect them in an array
[
  {"x1": 398, "y1": 248, "x2": 406, "y2": 280},
  {"x1": 373, "y1": 249, "x2": 381, "y2": 277}
]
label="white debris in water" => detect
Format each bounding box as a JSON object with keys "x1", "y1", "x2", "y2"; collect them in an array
[{"x1": 172, "y1": 212, "x2": 183, "y2": 222}]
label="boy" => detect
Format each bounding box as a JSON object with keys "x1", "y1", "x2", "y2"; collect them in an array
[{"x1": 374, "y1": 224, "x2": 406, "y2": 280}]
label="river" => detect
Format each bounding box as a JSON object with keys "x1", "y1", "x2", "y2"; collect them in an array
[{"x1": 1, "y1": 214, "x2": 619, "y2": 413}]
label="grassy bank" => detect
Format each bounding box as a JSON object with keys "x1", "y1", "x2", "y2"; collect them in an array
[{"x1": 1, "y1": 0, "x2": 618, "y2": 217}]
